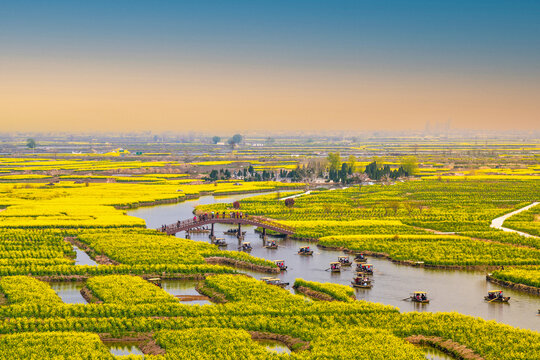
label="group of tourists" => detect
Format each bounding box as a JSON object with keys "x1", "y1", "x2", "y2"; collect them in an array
[
  {"x1": 487, "y1": 291, "x2": 504, "y2": 300},
  {"x1": 353, "y1": 276, "x2": 370, "y2": 286},
  {"x1": 192, "y1": 211, "x2": 248, "y2": 222}
]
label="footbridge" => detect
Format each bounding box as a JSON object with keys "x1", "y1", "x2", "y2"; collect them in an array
[{"x1": 157, "y1": 215, "x2": 294, "y2": 238}]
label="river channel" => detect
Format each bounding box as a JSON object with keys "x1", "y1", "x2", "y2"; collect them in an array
[{"x1": 127, "y1": 192, "x2": 540, "y2": 332}]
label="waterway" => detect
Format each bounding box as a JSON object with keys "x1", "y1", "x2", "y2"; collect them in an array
[
  {"x1": 72, "y1": 245, "x2": 98, "y2": 266},
  {"x1": 106, "y1": 342, "x2": 145, "y2": 356},
  {"x1": 50, "y1": 281, "x2": 87, "y2": 304},
  {"x1": 128, "y1": 192, "x2": 540, "y2": 332}
]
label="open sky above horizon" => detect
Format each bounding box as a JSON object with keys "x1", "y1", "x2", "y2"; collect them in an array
[{"x1": 1, "y1": 1, "x2": 539, "y2": 133}]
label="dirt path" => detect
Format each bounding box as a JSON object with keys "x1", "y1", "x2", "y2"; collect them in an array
[{"x1": 490, "y1": 202, "x2": 539, "y2": 238}]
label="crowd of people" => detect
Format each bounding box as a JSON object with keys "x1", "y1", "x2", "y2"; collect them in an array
[
  {"x1": 159, "y1": 211, "x2": 251, "y2": 232},
  {"x1": 193, "y1": 211, "x2": 248, "y2": 222}
]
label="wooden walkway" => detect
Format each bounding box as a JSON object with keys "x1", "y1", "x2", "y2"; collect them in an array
[{"x1": 158, "y1": 215, "x2": 294, "y2": 236}]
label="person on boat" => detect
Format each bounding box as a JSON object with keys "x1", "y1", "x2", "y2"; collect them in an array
[{"x1": 421, "y1": 293, "x2": 426, "y2": 301}]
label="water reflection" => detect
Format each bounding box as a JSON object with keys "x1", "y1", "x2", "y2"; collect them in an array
[
  {"x1": 50, "y1": 281, "x2": 87, "y2": 304},
  {"x1": 106, "y1": 342, "x2": 144, "y2": 356},
  {"x1": 422, "y1": 346, "x2": 455, "y2": 360},
  {"x1": 72, "y1": 245, "x2": 98, "y2": 266},
  {"x1": 255, "y1": 339, "x2": 291, "y2": 354},
  {"x1": 160, "y1": 279, "x2": 212, "y2": 305},
  {"x1": 127, "y1": 193, "x2": 540, "y2": 332}
]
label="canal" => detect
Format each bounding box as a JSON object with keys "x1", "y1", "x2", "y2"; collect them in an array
[{"x1": 127, "y1": 192, "x2": 540, "y2": 332}]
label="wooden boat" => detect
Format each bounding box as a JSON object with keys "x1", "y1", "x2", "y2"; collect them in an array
[
  {"x1": 353, "y1": 253, "x2": 367, "y2": 263},
  {"x1": 213, "y1": 238, "x2": 227, "y2": 247},
  {"x1": 411, "y1": 291, "x2": 429, "y2": 303},
  {"x1": 265, "y1": 241, "x2": 278, "y2": 249},
  {"x1": 147, "y1": 277, "x2": 162, "y2": 288},
  {"x1": 351, "y1": 276, "x2": 372, "y2": 288},
  {"x1": 261, "y1": 277, "x2": 289, "y2": 287},
  {"x1": 241, "y1": 242, "x2": 252, "y2": 252},
  {"x1": 485, "y1": 290, "x2": 510, "y2": 303},
  {"x1": 330, "y1": 262, "x2": 341, "y2": 273},
  {"x1": 338, "y1": 256, "x2": 352, "y2": 267},
  {"x1": 356, "y1": 264, "x2": 373, "y2": 275},
  {"x1": 298, "y1": 246, "x2": 314, "y2": 256},
  {"x1": 274, "y1": 260, "x2": 287, "y2": 271}
]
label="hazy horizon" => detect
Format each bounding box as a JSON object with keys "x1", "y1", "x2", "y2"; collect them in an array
[{"x1": 1, "y1": 1, "x2": 539, "y2": 133}]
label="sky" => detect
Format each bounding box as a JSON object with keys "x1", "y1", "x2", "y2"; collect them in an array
[{"x1": 0, "y1": 1, "x2": 539, "y2": 133}]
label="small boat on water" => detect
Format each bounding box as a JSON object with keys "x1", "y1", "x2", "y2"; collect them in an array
[
  {"x1": 265, "y1": 240, "x2": 278, "y2": 249},
  {"x1": 330, "y1": 262, "x2": 341, "y2": 273},
  {"x1": 274, "y1": 260, "x2": 287, "y2": 271},
  {"x1": 298, "y1": 246, "x2": 313, "y2": 256},
  {"x1": 261, "y1": 277, "x2": 289, "y2": 287},
  {"x1": 338, "y1": 256, "x2": 352, "y2": 267},
  {"x1": 485, "y1": 290, "x2": 510, "y2": 303},
  {"x1": 147, "y1": 277, "x2": 162, "y2": 288},
  {"x1": 356, "y1": 263, "x2": 373, "y2": 275},
  {"x1": 410, "y1": 291, "x2": 429, "y2": 303},
  {"x1": 241, "y1": 242, "x2": 252, "y2": 251},
  {"x1": 351, "y1": 276, "x2": 372, "y2": 289},
  {"x1": 354, "y1": 253, "x2": 367, "y2": 263},
  {"x1": 213, "y1": 238, "x2": 227, "y2": 247}
]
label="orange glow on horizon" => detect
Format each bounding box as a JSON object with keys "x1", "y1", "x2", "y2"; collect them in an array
[{"x1": 1, "y1": 60, "x2": 538, "y2": 132}]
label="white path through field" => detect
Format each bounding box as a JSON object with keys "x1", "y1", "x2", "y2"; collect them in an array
[{"x1": 490, "y1": 202, "x2": 539, "y2": 238}]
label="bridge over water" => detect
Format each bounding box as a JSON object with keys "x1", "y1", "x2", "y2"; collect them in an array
[{"x1": 157, "y1": 215, "x2": 294, "y2": 238}]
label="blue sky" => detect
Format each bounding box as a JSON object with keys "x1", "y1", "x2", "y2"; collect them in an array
[{"x1": 1, "y1": 1, "x2": 538, "y2": 131}]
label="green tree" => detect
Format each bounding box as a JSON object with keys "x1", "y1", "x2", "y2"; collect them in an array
[
  {"x1": 209, "y1": 170, "x2": 219, "y2": 181},
  {"x1": 400, "y1": 156, "x2": 418, "y2": 176},
  {"x1": 327, "y1": 152, "x2": 341, "y2": 172},
  {"x1": 347, "y1": 155, "x2": 356, "y2": 174},
  {"x1": 26, "y1": 138, "x2": 36, "y2": 153},
  {"x1": 228, "y1": 134, "x2": 243, "y2": 148},
  {"x1": 339, "y1": 163, "x2": 349, "y2": 184},
  {"x1": 212, "y1": 136, "x2": 221, "y2": 144}
]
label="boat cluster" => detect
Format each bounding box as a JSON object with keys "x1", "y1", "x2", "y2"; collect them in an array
[{"x1": 326, "y1": 253, "x2": 374, "y2": 289}]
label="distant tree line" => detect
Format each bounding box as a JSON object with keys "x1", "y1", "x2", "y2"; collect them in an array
[
  {"x1": 206, "y1": 165, "x2": 276, "y2": 182},
  {"x1": 364, "y1": 161, "x2": 408, "y2": 180}
]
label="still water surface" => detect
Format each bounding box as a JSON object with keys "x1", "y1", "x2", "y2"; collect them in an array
[
  {"x1": 50, "y1": 281, "x2": 87, "y2": 304},
  {"x1": 128, "y1": 193, "x2": 540, "y2": 332},
  {"x1": 106, "y1": 342, "x2": 145, "y2": 356}
]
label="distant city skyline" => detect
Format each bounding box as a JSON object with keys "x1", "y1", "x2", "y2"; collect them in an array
[{"x1": 1, "y1": 1, "x2": 539, "y2": 132}]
